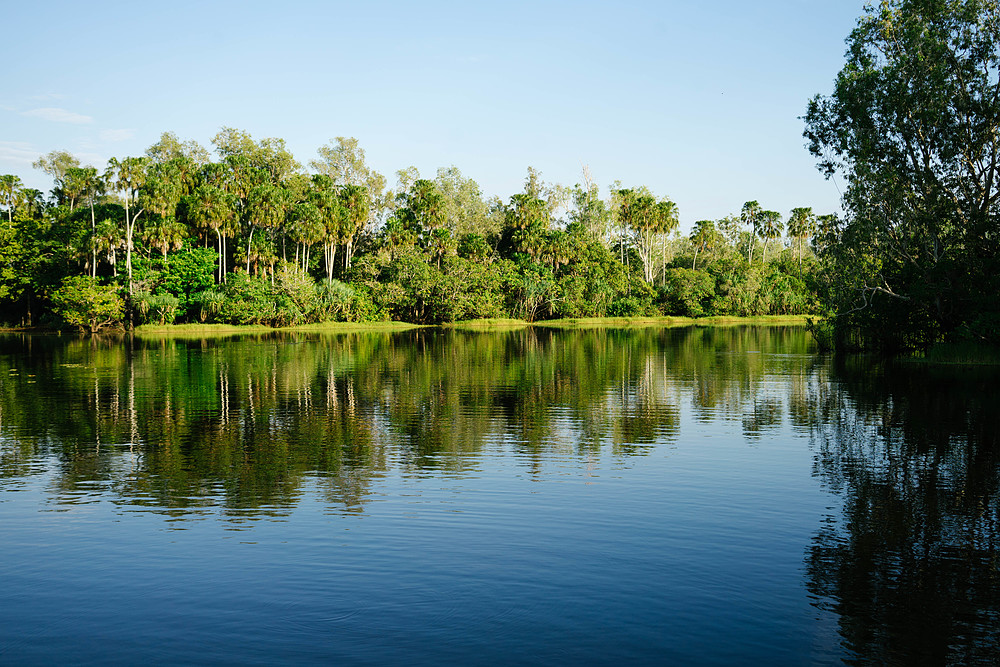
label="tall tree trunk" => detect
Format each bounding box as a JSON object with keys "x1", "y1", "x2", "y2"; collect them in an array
[
  {"x1": 216, "y1": 230, "x2": 223, "y2": 283},
  {"x1": 90, "y1": 201, "x2": 96, "y2": 278},
  {"x1": 245, "y1": 225, "x2": 255, "y2": 274}
]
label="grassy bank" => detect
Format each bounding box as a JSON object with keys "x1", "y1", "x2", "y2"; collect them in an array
[
  {"x1": 8, "y1": 315, "x2": 815, "y2": 339},
  {"x1": 132, "y1": 321, "x2": 422, "y2": 338},
  {"x1": 533, "y1": 315, "x2": 813, "y2": 329},
  {"x1": 443, "y1": 318, "x2": 531, "y2": 331}
]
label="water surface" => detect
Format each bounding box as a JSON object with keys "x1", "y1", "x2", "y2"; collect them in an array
[{"x1": 0, "y1": 327, "x2": 997, "y2": 664}]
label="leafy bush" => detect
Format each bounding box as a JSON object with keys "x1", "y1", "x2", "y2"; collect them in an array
[
  {"x1": 662, "y1": 268, "x2": 716, "y2": 317},
  {"x1": 50, "y1": 276, "x2": 124, "y2": 333}
]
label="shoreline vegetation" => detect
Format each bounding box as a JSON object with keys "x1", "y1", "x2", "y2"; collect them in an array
[{"x1": 1, "y1": 134, "x2": 827, "y2": 341}]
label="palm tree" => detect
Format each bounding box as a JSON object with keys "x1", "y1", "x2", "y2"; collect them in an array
[
  {"x1": 757, "y1": 210, "x2": 783, "y2": 263},
  {"x1": 741, "y1": 201, "x2": 762, "y2": 265},
  {"x1": 188, "y1": 184, "x2": 236, "y2": 283},
  {"x1": 786, "y1": 207, "x2": 816, "y2": 268},
  {"x1": 1, "y1": 174, "x2": 23, "y2": 224},
  {"x1": 105, "y1": 157, "x2": 149, "y2": 291},
  {"x1": 92, "y1": 219, "x2": 124, "y2": 277},
  {"x1": 286, "y1": 201, "x2": 325, "y2": 273},
  {"x1": 339, "y1": 184, "x2": 370, "y2": 270},
  {"x1": 245, "y1": 184, "x2": 286, "y2": 274},
  {"x1": 142, "y1": 218, "x2": 188, "y2": 258},
  {"x1": 74, "y1": 167, "x2": 104, "y2": 277},
  {"x1": 655, "y1": 199, "x2": 679, "y2": 285}
]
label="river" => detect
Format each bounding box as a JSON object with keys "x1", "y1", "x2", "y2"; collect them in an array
[{"x1": 0, "y1": 326, "x2": 997, "y2": 664}]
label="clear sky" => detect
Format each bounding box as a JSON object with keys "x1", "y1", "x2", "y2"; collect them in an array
[{"x1": 1, "y1": 0, "x2": 864, "y2": 229}]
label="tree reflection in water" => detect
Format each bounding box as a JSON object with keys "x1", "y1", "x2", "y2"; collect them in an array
[
  {"x1": 807, "y1": 357, "x2": 1000, "y2": 665},
  {"x1": 0, "y1": 326, "x2": 810, "y2": 516}
]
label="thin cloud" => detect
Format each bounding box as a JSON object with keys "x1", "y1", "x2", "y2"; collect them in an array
[
  {"x1": 21, "y1": 107, "x2": 93, "y2": 124},
  {"x1": 100, "y1": 129, "x2": 135, "y2": 142},
  {"x1": 0, "y1": 141, "x2": 39, "y2": 166},
  {"x1": 29, "y1": 93, "x2": 67, "y2": 102}
]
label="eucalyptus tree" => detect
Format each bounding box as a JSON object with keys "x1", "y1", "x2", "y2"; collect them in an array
[
  {"x1": 569, "y1": 169, "x2": 611, "y2": 241},
  {"x1": 213, "y1": 127, "x2": 300, "y2": 184},
  {"x1": 523, "y1": 166, "x2": 571, "y2": 219},
  {"x1": 105, "y1": 156, "x2": 149, "y2": 291},
  {"x1": 433, "y1": 166, "x2": 491, "y2": 236},
  {"x1": 33, "y1": 150, "x2": 80, "y2": 206},
  {"x1": 145, "y1": 131, "x2": 210, "y2": 166},
  {"x1": 395, "y1": 166, "x2": 421, "y2": 200},
  {"x1": 615, "y1": 188, "x2": 677, "y2": 283},
  {"x1": 804, "y1": 0, "x2": 1000, "y2": 347},
  {"x1": 311, "y1": 137, "x2": 388, "y2": 229}
]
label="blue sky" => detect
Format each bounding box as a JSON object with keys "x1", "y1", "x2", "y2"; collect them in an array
[{"x1": 1, "y1": 0, "x2": 863, "y2": 229}]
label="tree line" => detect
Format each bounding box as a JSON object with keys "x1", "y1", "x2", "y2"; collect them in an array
[{"x1": 1, "y1": 130, "x2": 829, "y2": 331}]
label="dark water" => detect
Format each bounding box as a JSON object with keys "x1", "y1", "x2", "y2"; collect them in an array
[{"x1": 0, "y1": 327, "x2": 997, "y2": 665}]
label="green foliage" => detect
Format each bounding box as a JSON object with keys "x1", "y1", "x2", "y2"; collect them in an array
[
  {"x1": 804, "y1": 0, "x2": 1000, "y2": 351},
  {"x1": 192, "y1": 288, "x2": 226, "y2": 322},
  {"x1": 1, "y1": 130, "x2": 829, "y2": 330},
  {"x1": 216, "y1": 272, "x2": 277, "y2": 325},
  {"x1": 50, "y1": 276, "x2": 125, "y2": 332},
  {"x1": 662, "y1": 268, "x2": 716, "y2": 317},
  {"x1": 152, "y1": 247, "x2": 218, "y2": 317},
  {"x1": 135, "y1": 291, "x2": 181, "y2": 325}
]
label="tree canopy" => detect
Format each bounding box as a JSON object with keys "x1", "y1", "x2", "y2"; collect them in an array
[{"x1": 804, "y1": 0, "x2": 1000, "y2": 350}]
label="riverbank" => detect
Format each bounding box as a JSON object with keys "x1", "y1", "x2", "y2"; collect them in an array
[{"x1": 0, "y1": 315, "x2": 816, "y2": 338}]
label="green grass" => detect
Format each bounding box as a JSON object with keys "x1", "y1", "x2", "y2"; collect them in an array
[
  {"x1": 533, "y1": 315, "x2": 813, "y2": 329},
  {"x1": 49, "y1": 315, "x2": 817, "y2": 339},
  {"x1": 443, "y1": 318, "x2": 531, "y2": 331},
  {"x1": 132, "y1": 321, "x2": 421, "y2": 338}
]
